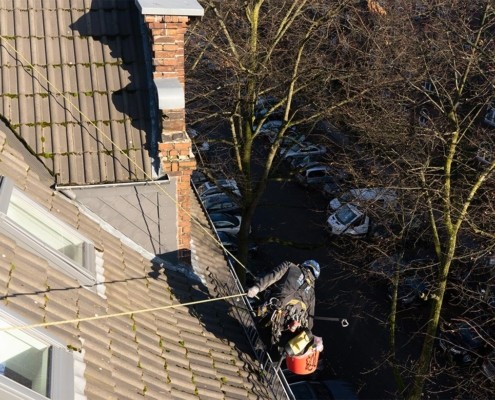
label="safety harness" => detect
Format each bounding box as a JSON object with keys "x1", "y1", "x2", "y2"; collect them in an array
[{"x1": 257, "y1": 268, "x2": 314, "y2": 344}]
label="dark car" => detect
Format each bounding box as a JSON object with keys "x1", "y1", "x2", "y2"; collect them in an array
[
  {"x1": 209, "y1": 212, "x2": 243, "y2": 235},
  {"x1": 217, "y1": 231, "x2": 258, "y2": 255},
  {"x1": 367, "y1": 254, "x2": 406, "y2": 281},
  {"x1": 289, "y1": 380, "x2": 359, "y2": 400},
  {"x1": 438, "y1": 320, "x2": 490, "y2": 365},
  {"x1": 388, "y1": 273, "x2": 431, "y2": 306},
  {"x1": 482, "y1": 350, "x2": 495, "y2": 382}
]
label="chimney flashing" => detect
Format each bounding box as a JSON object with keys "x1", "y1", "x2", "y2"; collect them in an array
[
  {"x1": 155, "y1": 77, "x2": 185, "y2": 109},
  {"x1": 135, "y1": 0, "x2": 204, "y2": 16}
]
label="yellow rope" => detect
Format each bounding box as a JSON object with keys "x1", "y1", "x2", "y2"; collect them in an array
[
  {"x1": 0, "y1": 293, "x2": 248, "y2": 332},
  {"x1": 0, "y1": 34, "x2": 250, "y2": 275}
]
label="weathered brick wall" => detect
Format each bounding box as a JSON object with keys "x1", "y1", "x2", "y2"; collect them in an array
[
  {"x1": 143, "y1": 13, "x2": 196, "y2": 262},
  {"x1": 144, "y1": 15, "x2": 188, "y2": 83}
]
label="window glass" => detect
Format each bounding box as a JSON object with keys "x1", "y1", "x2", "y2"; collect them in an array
[
  {"x1": 335, "y1": 205, "x2": 358, "y2": 225},
  {"x1": 0, "y1": 321, "x2": 51, "y2": 397},
  {"x1": 8, "y1": 191, "x2": 85, "y2": 268}
]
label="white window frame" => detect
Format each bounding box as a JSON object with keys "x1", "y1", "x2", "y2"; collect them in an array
[
  {"x1": 0, "y1": 176, "x2": 96, "y2": 286},
  {"x1": 0, "y1": 308, "x2": 75, "y2": 400}
]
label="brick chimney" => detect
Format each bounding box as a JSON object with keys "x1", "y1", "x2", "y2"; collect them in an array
[{"x1": 136, "y1": 0, "x2": 204, "y2": 262}]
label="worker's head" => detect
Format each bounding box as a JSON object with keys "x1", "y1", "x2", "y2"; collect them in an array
[{"x1": 301, "y1": 260, "x2": 320, "y2": 279}]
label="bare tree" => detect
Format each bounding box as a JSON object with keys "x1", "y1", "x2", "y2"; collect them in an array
[
  {"x1": 185, "y1": 0, "x2": 377, "y2": 282},
  {"x1": 334, "y1": 1, "x2": 495, "y2": 398},
  {"x1": 186, "y1": 0, "x2": 495, "y2": 397}
]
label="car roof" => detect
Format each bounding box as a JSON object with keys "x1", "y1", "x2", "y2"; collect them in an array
[
  {"x1": 198, "y1": 179, "x2": 237, "y2": 193},
  {"x1": 300, "y1": 163, "x2": 330, "y2": 172},
  {"x1": 349, "y1": 188, "x2": 396, "y2": 200},
  {"x1": 202, "y1": 194, "x2": 240, "y2": 208},
  {"x1": 209, "y1": 212, "x2": 239, "y2": 222}
]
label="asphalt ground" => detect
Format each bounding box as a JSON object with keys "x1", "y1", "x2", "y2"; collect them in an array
[{"x1": 250, "y1": 177, "x2": 426, "y2": 399}]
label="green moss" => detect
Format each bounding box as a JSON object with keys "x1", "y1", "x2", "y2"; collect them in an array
[
  {"x1": 67, "y1": 344, "x2": 81, "y2": 352},
  {"x1": 39, "y1": 152, "x2": 54, "y2": 159},
  {"x1": 3, "y1": 93, "x2": 18, "y2": 99}
]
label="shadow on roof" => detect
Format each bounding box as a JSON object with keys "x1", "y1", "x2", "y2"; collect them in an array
[{"x1": 69, "y1": 0, "x2": 157, "y2": 160}]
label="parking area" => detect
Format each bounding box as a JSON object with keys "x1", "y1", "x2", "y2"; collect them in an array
[{"x1": 250, "y1": 178, "x2": 414, "y2": 398}]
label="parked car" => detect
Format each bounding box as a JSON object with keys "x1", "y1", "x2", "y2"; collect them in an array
[
  {"x1": 367, "y1": 254, "x2": 406, "y2": 280},
  {"x1": 289, "y1": 379, "x2": 359, "y2": 400},
  {"x1": 197, "y1": 179, "x2": 238, "y2": 197},
  {"x1": 209, "y1": 212, "x2": 243, "y2": 235},
  {"x1": 281, "y1": 142, "x2": 327, "y2": 161},
  {"x1": 202, "y1": 194, "x2": 241, "y2": 215},
  {"x1": 276, "y1": 133, "x2": 306, "y2": 147},
  {"x1": 438, "y1": 320, "x2": 491, "y2": 365},
  {"x1": 255, "y1": 96, "x2": 282, "y2": 119},
  {"x1": 482, "y1": 350, "x2": 495, "y2": 382},
  {"x1": 387, "y1": 273, "x2": 431, "y2": 306},
  {"x1": 256, "y1": 119, "x2": 284, "y2": 135},
  {"x1": 368, "y1": 255, "x2": 433, "y2": 281},
  {"x1": 199, "y1": 181, "x2": 241, "y2": 201},
  {"x1": 191, "y1": 170, "x2": 209, "y2": 187},
  {"x1": 326, "y1": 203, "x2": 369, "y2": 237},
  {"x1": 328, "y1": 188, "x2": 397, "y2": 212},
  {"x1": 217, "y1": 231, "x2": 258, "y2": 255},
  {"x1": 295, "y1": 164, "x2": 343, "y2": 192},
  {"x1": 290, "y1": 154, "x2": 324, "y2": 170},
  {"x1": 187, "y1": 128, "x2": 210, "y2": 153}
]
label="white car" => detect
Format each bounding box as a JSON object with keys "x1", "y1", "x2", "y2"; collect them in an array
[
  {"x1": 198, "y1": 179, "x2": 238, "y2": 198},
  {"x1": 281, "y1": 142, "x2": 327, "y2": 160},
  {"x1": 202, "y1": 194, "x2": 241, "y2": 215},
  {"x1": 295, "y1": 164, "x2": 341, "y2": 191},
  {"x1": 327, "y1": 203, "x2": 369, "y2": 237},
  {"x1": 328, "y1": 188, "x2": 397, "y2": 212}
]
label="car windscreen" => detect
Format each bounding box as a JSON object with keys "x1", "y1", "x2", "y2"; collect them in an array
[{"x1": 335, "y1": 204, "x2": 358, "y2": 225}]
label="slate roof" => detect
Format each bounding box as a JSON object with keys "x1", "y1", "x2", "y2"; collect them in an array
[
  {"x1": 0, "y1": 0, "x2": 155, "y2": 185},
  {"x1": 0, "y1": 122, "x2": 273, "y2": 399}
]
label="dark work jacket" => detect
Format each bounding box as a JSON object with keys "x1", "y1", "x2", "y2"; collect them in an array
[{"x1": 255, "y1": 261, "x2": 316, "y2": 329}]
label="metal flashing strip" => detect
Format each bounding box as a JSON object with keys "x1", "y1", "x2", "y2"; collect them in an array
[
  {"x1": 155, "y1": 77, "x2": 185, "y2": 109},
  {"x1": 135, "y1": 0, "x2": 204, "y2": 16}
]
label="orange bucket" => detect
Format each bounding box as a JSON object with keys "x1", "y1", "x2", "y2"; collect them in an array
[{"x1": 285, "y1": 347, "x2": 320, "y2": 375}]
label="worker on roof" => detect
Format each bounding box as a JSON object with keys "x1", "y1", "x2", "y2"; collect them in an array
[{"x1": 247, "y1": 260, "x2": 320, "y2": 349}]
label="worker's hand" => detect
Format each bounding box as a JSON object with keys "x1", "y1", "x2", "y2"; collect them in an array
[{"x1": 247, "y1": 286, "x2": 260, "y2": 298}]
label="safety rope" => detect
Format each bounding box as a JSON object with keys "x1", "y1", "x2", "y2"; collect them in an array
[
  {"x1": 0, "y1": 293, "x2": 248, "y2": 333},
  {"x1": 0, "y1": 34, "x2": 253, "y2": 277}
]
